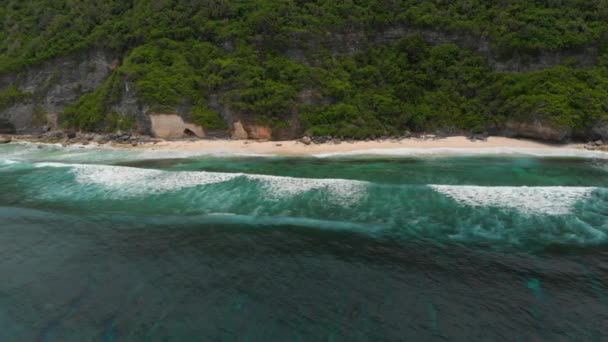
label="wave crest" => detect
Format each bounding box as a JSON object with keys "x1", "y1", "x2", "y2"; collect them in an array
[
  {"x1": 430, "y1": 185, "x2": 596, "y2": 215},
  {"x1": 35, "y1": 163, "x2": 366, "y2": 204}
]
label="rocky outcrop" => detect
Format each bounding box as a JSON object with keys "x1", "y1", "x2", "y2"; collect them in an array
[
  {"x1": 584, "y1": 139, "x2": 607, "y2": 151},
  {"x1": 300, "y1": 136, "x2": 312, "y2": 145},
  {"x1": 149, "y1": 114, "x2": 205, "y2": 139},
  {"x1": 492, "y1": 119, "x2": 608, "y2": 143},
  {"x1": 0, "y1": 118, "x2": 15, "y2": 134},
  {"x1": 248, "y1": 125, "x2": 272, "y2": 140},
  {"x1": 230, "y1": 121, "x2": 273, "y2": 140},
  {"x1": 231, "y1": 121, "x2": 249, "y2": 139},
  {"x1": 0, "y1": 49, "x2": 119, "y2": 133},
  {"x1": 110, "y1": 81, "x2": 152, "y2": 135},
  {"x1": 0, "y1": 136, "x2": 11, "y2": 144},
  {"x1": 591, "y1": 122, "x2": 608, "y2": 141},
  {"x1": 501, "y1": 120, "x2": 572, "y2": 142}
]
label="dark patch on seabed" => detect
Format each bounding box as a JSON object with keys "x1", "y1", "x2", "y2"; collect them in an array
[{"x1": 0, "y1": 216, "x2": 607, "y2": 341}]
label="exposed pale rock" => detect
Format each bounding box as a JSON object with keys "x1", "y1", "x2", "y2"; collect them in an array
[
  {"x1": 249, "y1": 125, "x2": 272, "y2": 140},
  {"x1": 149, "y1": 114, "x2": 204, "y2": 139},
  {"x1": 231, "y1": 121, "x2": 249, "y2": 140},
  {"x1": 300, "y1": 136, "x2": 312, "y2": 145},
  {"x1": 504, "y1": 120, "x2": 572, "y2": 142}
]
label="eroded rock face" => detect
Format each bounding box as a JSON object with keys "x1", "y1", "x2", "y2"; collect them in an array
[
  {"x1": 231, "y1": 121, "x2": 249, "y2": 139},
  {"x1": 249, "y1": 125, "x2": 272, "y2": 140},
  {"x1": 503, "y1": 120, "x2": 572, "y2": 142},
  {"x1": 149, "y1": 114, "x2": 204, "y2": 139},
  {"x1": 591, "y1": 122, "x2": 608, "y2": 141},
  {"x1": 0, "y1": 49, "x2": 118, "y2": 133},
  {"x1": 230, "y1": 121, "x2": 274, "y2": 140},
  {"x1": 0, "y1": 118, "x2": 16, "y2": 134},
  {"x1": 110, "y1": 81, "x2": 152, "y2": 135}
]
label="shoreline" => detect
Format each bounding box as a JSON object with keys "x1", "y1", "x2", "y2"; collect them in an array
[
  {"x1": 140, "y1": 136, "x2": 584, "y2": 156},
  {"x1": 7, "y1": 134, "x2": 605, "y2": 157},
  {"x1": 138, "y1": 136, "x2": 600, "y2": 157}
]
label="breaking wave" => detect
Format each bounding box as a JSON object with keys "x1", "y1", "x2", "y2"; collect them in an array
[
  {"x1": 430, "y1": 185, "x2": 596, "y2": 215},
  {"x1": 31, "y1": 162, "x2": 603, "y2": 216},
  {"x1": 35, "y1": 162, "x2": 367, "y2": 205},
  {"x1": 0, "y1": 158, "x2": 605, "y2": 249}
]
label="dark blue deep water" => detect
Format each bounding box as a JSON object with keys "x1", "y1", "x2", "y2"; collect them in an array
[{"x1": 1, "y1": 143, "x2": 608, "y2": 340}]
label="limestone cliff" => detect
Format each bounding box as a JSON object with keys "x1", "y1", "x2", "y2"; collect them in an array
[
  {"x1": 0, "y1": 49, "x2": 118, "y2": 133},
  {"x1": 0, "y1": 28, "x2": 606, "y2": 142},
  {"x1": 287, "y1": 26, "x2": 598, "y2": 73}
]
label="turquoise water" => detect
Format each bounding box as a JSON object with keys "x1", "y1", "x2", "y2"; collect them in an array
[{"x1": 1, "y1": 143, "x2": 608, "y2": 340}]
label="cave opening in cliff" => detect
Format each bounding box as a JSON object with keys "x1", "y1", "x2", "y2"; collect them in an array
[{"x1": 183, "y1": 128, "x2": 197, "y2": 137}]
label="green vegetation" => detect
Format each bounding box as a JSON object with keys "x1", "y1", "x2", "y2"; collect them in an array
[
  {"x1": 192, "y1": 104, "x2": 227, "y2": 131},
  {"x1": 61, "y1": 72, "x2": 124, "y2": 131},
  {"x1": 490, "y1": 66, "x2": 608, "y2": 130},
  {"x1": 0, "y1": 86, "x2": 30, "y2": 110},
  {"x1": 303, "y1": 37, "x2": 608, "y2": 137},
  {"x1": 2, "y1": 1, "x2": 608, "y2": 136},
  {"x1": 302, "y1": 38, "x2": 492, "y2": 137}
]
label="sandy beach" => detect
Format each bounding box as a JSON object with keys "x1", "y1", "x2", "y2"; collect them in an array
[
  {"x1": 134, "y1": 136, "x2": 588, "y2": 156},
  {"x1": 9, "y1": 134, "x2": 606, "y2": 157}
]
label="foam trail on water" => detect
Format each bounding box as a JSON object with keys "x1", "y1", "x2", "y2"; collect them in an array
[
  {"x1": 197, "y1": 213, "x2": 385, "y2": 233},
  {"x1": 431, "y1": 185, "x2": 596, "y2": 215}
]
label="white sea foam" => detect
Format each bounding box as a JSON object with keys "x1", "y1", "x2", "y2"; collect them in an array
[
  {"x1": 35, "y1": 162, "x2": 367, "y2": 204},
  {"x1": 314, "y1": 147, "x2": 608, "y2": 159},
  {"x1": 0, "y1": 159, "x2": 18, "y2": 165},
  {"x1": 252, "y1": 174, "x2": 366, "y2": 204},
  {"x1": 37, "y1": 163, "x2": 240, "y2": 194},
  {"x1": 430, "y1": 185, "x2": 596, "y2": 215}
]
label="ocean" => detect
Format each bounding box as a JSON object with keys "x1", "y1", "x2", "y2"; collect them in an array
[{"x1": 1, "y1": 143, "x2": 607, "y2": 340}]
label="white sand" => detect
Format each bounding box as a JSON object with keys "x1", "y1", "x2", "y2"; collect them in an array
[{"x1": 133, "y1": 136, "x2": 588, "y2": 157}]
